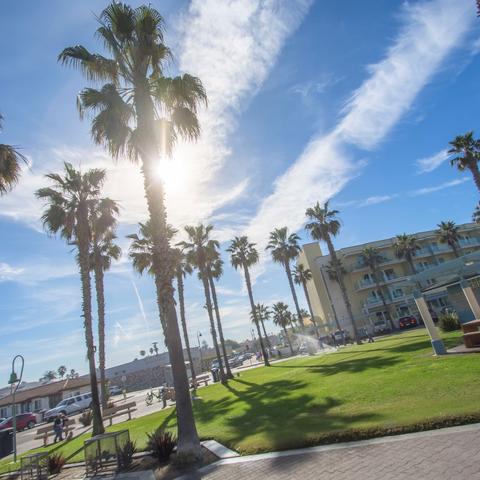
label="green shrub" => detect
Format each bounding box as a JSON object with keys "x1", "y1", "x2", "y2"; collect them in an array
[
  {"x1": 146, "y1": 428, "x2": 177, "y2": 462},
  {"x1": 79, "y1": 409, "x2": 93, "y2": 427},
  {"x1": 117, "y1": 440, "x2": 137, "y2": 471},
  {"x1": 439, "y1": 312, "x2": 460, "y2": 332},
  {"x1": 47, "y1": 453, "x2": 66, "y2": 475}
]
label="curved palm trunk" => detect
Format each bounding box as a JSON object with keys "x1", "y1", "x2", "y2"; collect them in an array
[
  {"x1": 451, "y1": 242, "x2": 460, "y2": 258},
  {"x1": 200, "y1": 272, "x2": 226, "y2": 384},
  {"x1": 469, "y1": 163, "x2": 480, "y2": 193},
  {"x1": 208, "y1": 276, "x2": 233, "y2": 379},
  {"x1": 260, "y1": 319, "x2": 272, "y2": 349},
  {"x1": 176, "y1": 271, "x2": 196, "y2": 383},
  {"x1": 93, "y1": 249, "x2": 108, "y2": 408},
  {"x1": 243, "y1": 265, "x2": 270, "y2": 366},
  {"x1": 135, "y1": 86, "x2": 200, "y2": 462},
  {"x1": 285, "y1": 262, "x2": 304, "y2": 328},
  {"x1": 325, "y1": 236, "x2": 361, "y2": 344},
  {"x1": 77, "y1": 209, "x2": 104, "y2": 436},
  {"x1": 302, "y1": 280, "x2": 320, "y2": 337},
  {"x1": 283, "y1": 326, "x2": 294, "y2": 356}
]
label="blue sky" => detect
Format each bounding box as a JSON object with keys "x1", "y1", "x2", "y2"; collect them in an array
[{"x1": 0, "y1": 0, "x2": 479, "y2": 382}]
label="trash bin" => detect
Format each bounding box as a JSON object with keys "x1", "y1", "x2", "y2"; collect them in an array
[
  {"x1": 0, "y1": 428, "x2": 13, "y2": 459},
  {"x1": 210, "y1": 368, "x2": 220, "y2": 383}
]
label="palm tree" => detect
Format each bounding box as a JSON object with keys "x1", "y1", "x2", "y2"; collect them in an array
[
  {"x1": 89, "y1": 198, "x2": 121, "y2": 407},
  {"x1": 179, "y1": 225, "x2": 227, "y2": 384},
  {"x1": 293, "y1": 263, "x2": 320, "y2": 336},
  {"x1": 272, "y1": 302, "x2": 294, "y2": 356},
  {"x1": 252, "y1": 303, "x2": 272, "y2": 349},
  {"x1": 266, "y1": 227, "x2": 304, "y2": 327},
  {"x1": 172, "y1": 248, "x2": 196, "y2": 384},
  {"x1": 360, "y1": 247, "x2": 395, "y2": 331},
  {"x1": 36, "y1": 162, "x2": 105, "y2": 435},
  {"x1": 227, "y1": 236, "x2": 270, "y2": 366},
  {"x1": 393, "y1": 234, "x2": 420, "y2": 275},
  {"x1": 59, "y1": 3, "x2": 206, "y2": 460},
  {"x1": 448, "y1": 131, "x2": 480, "y2": 192},
  {"x1": 0, "y1": 113, "x2": 27, "y2": 195},
  {"x1": 305, "y1": 201, "x2": 361, "y2": 344},
  {"x1": 57, "y1": 365, "x2": 67, "y2": 380},
  {"x1": 42, "y1": 370, "x2": 57, "y2": 381},
  {"x1": 68, "y1": 369, "x2": 79, "y2": 379},
  {"x1": 204, "y1": 245, "x2": 233, "y2": 379},
  {"x1": 473, "y1": 203, "x2": 480, "y2": 224},
  {"x1": 436, "y1": 221, "x2": 460, "y2": 258}
]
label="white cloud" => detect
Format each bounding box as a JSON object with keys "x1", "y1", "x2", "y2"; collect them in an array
[
  {"x1": 409, "y1": 177, "x2": 469, "y2": 196},
  {"x1": 416, "y1": 148, "x2": 450, "y2": 173},
  {"x1": 247, "y1": 0, "x2": 475, "y2": 260},
  {"x1": 0, "y1": 262, "x2": 24, "y2": 280}
]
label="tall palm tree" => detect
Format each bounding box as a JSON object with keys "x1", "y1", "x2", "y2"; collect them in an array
[
  {"x1": 227, "y1": 236, "x2": 270, "y2": 366},
  {"x1": 57, "y1": 365, "x2": 67, "y2": 380},
  {"x1": 293, "y1": 263, "x2": 320, "y2": 337},
  {"x1": 179, "y1": 225, "x2": 227, "y2": 384},
  {"x1": 0, "y1": 113, "x2": 27, "y2": 195},
  {"x1": 172, "y1": 248, "x2": 196, "y2": 384},
  {"x1": 393, "y1": 234, "x2": 420, "y2": 275},
  {"x1": 266, "y1": 227, "x2": 304, "y2": 327},
  {"x1": 36, "y1": 162, "x2": 105, "y2": 435},
  {"x1": 204, "y1": 245, "x2": 233, "y2": 379},
  {"x1": 59, "y1": 3, "x2": 207, "y2": 459},
  {"x1": 473, "y1": 203, "x2": 480, "y2": 224},
  {"x1": 436, "y1": 221, "x2": 460, "y2": 258},
  {"x1": 128, "y1": 222, "x2": 197, "y2": 383},
  {"x1": 272, "y1": 302, "x2": 294, "y2": 356},
  {"x1": 89, "y1": 198, "x2": 121, "y2": 407},
  {"x1": 360, "y1": 247, "x2": 395, "y2": 331},
  {"x1": 448, "y1": 131, "x2": 480, "y2": 192},
  {"x1": 252, "y1": 303, "x2": 272, "y2": 349},
  {"x1": 305, "y1": 201, "x2": 361, "y2": 344}
]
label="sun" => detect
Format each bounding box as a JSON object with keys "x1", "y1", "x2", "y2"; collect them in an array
[{"x1": 153, "y1": 157, "x2": 185, "y2": 192}]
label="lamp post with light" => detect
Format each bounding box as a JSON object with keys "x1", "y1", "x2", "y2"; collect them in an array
[
  {"x1": 9, "y1": 355, "x2": 24, "y2": 463},
  {"x1": 196, "y1": 332, "x2": 203, "y2": 372}
]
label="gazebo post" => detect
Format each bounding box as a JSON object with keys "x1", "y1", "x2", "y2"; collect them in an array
[
  {"x1": 413, "y1": 291, "x2": 446, "y2": 355},
  {"x1": 460, "y1": 280, "x2": 480, "y2": 318}
]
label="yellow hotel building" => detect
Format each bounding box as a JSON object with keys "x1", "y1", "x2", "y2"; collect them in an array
[{"x1": 298, "y1": 222, "x2": 480, "y2": 333}]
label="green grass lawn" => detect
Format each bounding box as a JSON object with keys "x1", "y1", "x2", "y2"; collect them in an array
[{"x1": 2, "y1": 329, "x2": 479, "y2": 473}]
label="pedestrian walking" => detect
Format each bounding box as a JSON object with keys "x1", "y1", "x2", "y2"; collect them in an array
[{"x1": 53, "y1": 413, "x2": 65, "y2": 443}]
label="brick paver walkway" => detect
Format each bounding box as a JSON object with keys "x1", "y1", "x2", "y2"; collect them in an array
[{"x1": 182, "y1": 424, "x2": 480, "y2": 479}]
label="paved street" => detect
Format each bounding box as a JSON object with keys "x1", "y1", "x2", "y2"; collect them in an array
[{"x1": 181, "y1": 423, "x2": 480, "y2": 480}]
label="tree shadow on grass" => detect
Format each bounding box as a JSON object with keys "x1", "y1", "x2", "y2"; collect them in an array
[
  {"x1": 219, "y1": 378, "x2": 380, "y2": 453},
  {"x1": 271, "y1": 355, "x2": 401, "y2": 376}
]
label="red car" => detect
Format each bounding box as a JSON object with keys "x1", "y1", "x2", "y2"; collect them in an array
[
  {"x1": 0, "y1": 413, "x2": 36, "y2": 431},
  {"x1": 398, "y1": 316, "x2": 418, "y2": 329}
]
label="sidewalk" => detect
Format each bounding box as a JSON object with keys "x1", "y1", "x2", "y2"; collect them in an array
[{"x1": 179, "y1": 423, "x2": 480, "y2": 479}]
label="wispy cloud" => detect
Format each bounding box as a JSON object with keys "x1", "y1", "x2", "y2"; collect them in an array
[
  {"x1": 416, "y1": 148, "x2": 450, "y2": 173},
  {"x1": 0, "y1": 262, "x2": 24, "y2": 280},
  {"x1": 409, "y1": 177, "x2": 469, "y2": 196},
  {"x1": 247, "y1": 0, "x2": 475, "y2": 258}
]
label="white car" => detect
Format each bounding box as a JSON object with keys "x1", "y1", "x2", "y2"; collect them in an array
[{"x1": 45, "y1": 393, "x2": 92, "y2": 421}]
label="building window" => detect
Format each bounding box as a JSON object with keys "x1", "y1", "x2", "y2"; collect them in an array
[
  {"x1": 425, "y1": 278, "x2": 436, "y2": 286},
  {"x1": 34, "y1": 400, "x2": 42, "y2": 411},
  {"x1": 384, "y1": 268, "x2": 395, "y2": 280},
  {"x1": 392, "y1": 288, "x2": 403, "y2": 299},
  {"x1": 397, "y1": 306, "x2": 410, "y2": 317},
  {"x1": 0, "y1": 408, "x2": 7, "y2": 418},
  {"x1": 417, "y1": 261, "x2": 430, "y2": 271},
  {"x1": 438, "y1": 257, "x2": 445, "y2": 264}
]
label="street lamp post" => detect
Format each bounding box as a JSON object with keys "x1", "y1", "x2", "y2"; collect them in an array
[
  {"x1": 196, "y1": 332, "x2": 203, "y2": 372},
  {"x1": 9, "y1": 355, "x2": 24, "y2": 463}
]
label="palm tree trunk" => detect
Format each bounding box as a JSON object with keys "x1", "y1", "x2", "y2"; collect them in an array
[
  {"x1": 200, "y1": 272, "x2": 226, "y2": 383},
  {"x1": 325, "y1": 236, "x2": 361, "y2": 344},
  {"x1": 285, "y1": 262, "x2": 304, "y2": 328},
  {"x1": 93, "y1": 249, "x2": 108, "y2": 409},
  {"x1": 176, "y1": 270, "x2": 196, "y2": 383},
  {"x1": 469, "y1": 163, "x2": 480, "y2": 193},
  {"x1": 302, "y1": 281, "x2": 320, "y2": 337},
  {"x1": 243, "y1": 265, "x2": 270, "y2": 366},
  {"x1": 77, "y1": 209, "x2": 104, "y2": 436},
  {"x1": 451, "y1": 242, "x2": 460, "y2": 258},
  {"x1": 135, "y1": 85, "x2": 200, "y2": 462},
  {"x1": 371, "y1": 267, "x2": 395, "y2": 331},
  {"x1": 283, "y1": 326, "x2": 294, "y2": 356},
  {"x1": 208, "y1": 276, "x2": 233, "y2": 379},
  {"x1": 260, "y1": 319, "x2": 272, "y2": 349}
]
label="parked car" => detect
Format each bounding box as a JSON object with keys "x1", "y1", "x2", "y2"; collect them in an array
[
  {"x1": 44, "y1": 392, "x2": 92, "y2": 421},
  {"x1": 373, "y1": 319, "x2": 390, "y2": 334},
  {"x1": 0, "y1": 413, "x2": 36, "y2": 431},
  {"x1": 398, "y1": 316, "x2": 418, "y2": 329},
  {"x1": 333, "y1": 330, "x2": 351, "y2": 343},
  {"x1": 109, "y1": 385, "x2": 123, "y2": 396}
]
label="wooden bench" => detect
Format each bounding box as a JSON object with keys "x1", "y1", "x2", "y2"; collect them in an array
[
  {"x1": 103, "y1": 401, "x2": 137, "y2": 426},
  {"x1": 462, "y1": 320, "x2": 480, "y2": 348},
  {"x1": 34, "y1": 419, "x2": 76, "y2": 446},
  {"x1": 193, "y1": 374, "x2": 210, "y2": 388}
]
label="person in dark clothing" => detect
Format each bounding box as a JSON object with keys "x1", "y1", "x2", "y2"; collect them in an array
[{"x1": 53, "y1": 414, "x2": 65, "y2": 442}]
